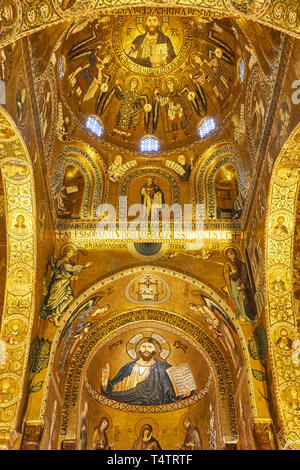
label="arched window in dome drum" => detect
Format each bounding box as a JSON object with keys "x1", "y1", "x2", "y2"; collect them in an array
[
  {"x1": 86, "y1": 116, "x2": 103, "y2": 137},
  {"x1": 140, "y1": 136, "x2": 160, "y2": 153},
  {"x1": 198, "y1": 118, "x2": 216, "y2": 139}
]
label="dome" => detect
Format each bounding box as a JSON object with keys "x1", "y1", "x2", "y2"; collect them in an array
[{"x1": 58, "y1": 14, "x2": 245, "y2": 154}]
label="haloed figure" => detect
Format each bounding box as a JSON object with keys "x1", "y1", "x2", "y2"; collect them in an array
[
  {"x1": 132, "y1": 424, "x2": 162, "y2": 450},
  {"x1": 110, "y1": 77, "x2": 150, "y2": 137},
  {"x1": 140, "y1": 177, "x2": 165, "y2": 219},
  {"x1": 40, "y1": 244, "x2": 92, "y2": 327},
  {"x1": 0, "y1": 3, "x2": 15, "y2": 31},
  {"x1": 181, "y1": 417, "x2": 202, "y2": 450},
  {"x1": 273, "y1": 216, "x2": 288, "y2": 237},
  {"x1": 92, "y1": 417, "x2": 111, "y2": 450},
  {"x1": 223, "y1": 247, "x2": 257, "y2": 323},
  {"x1": 177, "y1": 154, "x2": 192, "y2": 182},
  {"x1": 14, "y1": 214, "x2": 27, "y2": 235},
  {"x1": 126, "y1": 15, "x2": 175, "y2": 68},
  {"x1": 101, "y1": 337, "x2": 181, "y2": 406}
]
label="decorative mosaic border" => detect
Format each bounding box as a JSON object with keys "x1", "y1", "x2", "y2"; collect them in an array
[
  {"x1": 265, "y1": 126, "x2": 300, "y2": 448},
  {"x1": 1, "y1": 2, "x2": 299, "y2": 50},
  {"x1": 0, "y1": 107, "x2": 36, "y2": 447}
]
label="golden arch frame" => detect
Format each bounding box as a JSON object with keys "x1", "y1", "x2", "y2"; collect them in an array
[
  {"x1": 0, "y1": 106, "x2": 36, "y2": 449},
  {"x1": 265, "y1": 125, "x2": 300, "y2": 449},
  {"x1": 39, "y1": 265, "x2": 257, "y2": 431}
]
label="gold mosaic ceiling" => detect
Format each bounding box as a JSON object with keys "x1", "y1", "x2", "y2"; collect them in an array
[{"x1": 58, "y1": 15, "x2": 245, "y2": 153}]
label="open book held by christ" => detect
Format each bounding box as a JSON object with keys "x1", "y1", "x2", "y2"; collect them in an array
[{"x1": 166, "y1": 363, "x2": 197, "y2": 396}]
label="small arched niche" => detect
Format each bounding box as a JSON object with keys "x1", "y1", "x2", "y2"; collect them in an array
[
  {"x1": 56, "y1": 164, "x2": 85, "y2": 219},
  {"x1": 214, "y1": 164, "x2": 241, "y2": 220}
]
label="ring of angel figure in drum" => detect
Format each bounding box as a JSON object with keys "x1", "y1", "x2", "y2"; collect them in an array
[
  {"x1": 59, "y1": 15, "x2": 244, "y2": 152},
  {"x1": 112, "y1": 15, "x2": 191, "y2": 76}
]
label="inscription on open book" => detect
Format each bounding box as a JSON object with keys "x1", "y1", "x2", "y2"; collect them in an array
[{"x1": 166, "y1": 363, "x2": 197, "y2": 396}]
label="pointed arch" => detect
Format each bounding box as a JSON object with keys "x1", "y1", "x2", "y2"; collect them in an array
[
  {"x1": 195, "y1": 142, "x2": 249, "y2": 220},
  {"x1": 265, "y1": 125, "x2": 300, "y2": 449},
  {"x1": 37, "y1": 265, "x2": 257, "y2": 446},
  {"x1": 52, "y1": 143, "x2": 105, "y2": 219},
  {"x1": 0, "y1": 106, "x2": 36, "y2": 449},
  {"x1": 206, "y1": 155, "x2": 246, "y2": 219}
]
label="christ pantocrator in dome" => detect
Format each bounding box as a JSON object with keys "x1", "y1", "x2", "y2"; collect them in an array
[{"x1": 125, "y1": 16, "x2": 176, "y2": 68}]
